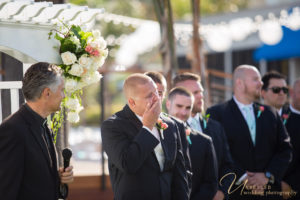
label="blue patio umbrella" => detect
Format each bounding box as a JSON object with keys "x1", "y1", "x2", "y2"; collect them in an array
[{"x1": 254, "y1": 26, "x2": 300, "y2": 61}]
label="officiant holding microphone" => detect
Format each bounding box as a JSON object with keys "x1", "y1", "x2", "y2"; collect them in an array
[{"x1": 0, "y1": 62, "x2": 74, "y2": 200}]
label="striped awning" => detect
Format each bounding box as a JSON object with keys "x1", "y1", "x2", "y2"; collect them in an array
[{"x1": 0, "y1": 0, "x2": 104, "y2": 63}]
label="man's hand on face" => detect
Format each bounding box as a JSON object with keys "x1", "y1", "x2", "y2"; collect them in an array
[{"x1": 142, "y1": 95, "x2": 161, "y2": 130}]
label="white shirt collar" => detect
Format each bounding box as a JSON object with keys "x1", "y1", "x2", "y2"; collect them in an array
[
  {"x1": 233, "y1": 96, "x2": 253, "y2": 110},
  {"x1": 290, "y1": 104, "x2": 300, "y2": 115},
  {"x1": 135, "y1": 114, "x2": 143, "y2": 122},
  {"x1": 188, "y1": 113, "x2": 201, "y2": 124},
  {"x1": 278, "y1": 108, "x2": 283, "y2": 116}
]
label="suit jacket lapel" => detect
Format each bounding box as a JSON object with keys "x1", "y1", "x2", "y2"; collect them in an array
[
  {"x1": 229, "y1": 99, "x2": 254, "y2": 148},
  {"x1": 253, "y1": 103, "x2": 262, "y2": 147},
  {"x1": 19, "y1": 106, "x2": 55, "y2": 173},
  {"x1": 122, "y1": 105, "x2": 162, "y2": 171},
  {"x1": 157, "y1": 127, "x2": 170, "y2": 171},
  {"x1": 122, "y1": 105, "x2": 143, "y2": 135}
]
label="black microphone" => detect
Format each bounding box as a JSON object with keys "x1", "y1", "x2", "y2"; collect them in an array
[
  {"x1": 60, "y1": 148, "x2": 72, "y2": 199},
  {"x1": 62, "y1": 148, "x2": 72, "y2": 171}
]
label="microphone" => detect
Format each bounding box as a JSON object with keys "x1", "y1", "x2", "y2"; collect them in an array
[
  {"x1": 60, "y1": 148, "x2": 72, "y2": 199},
  {"x1": 62, "y1": 148, "x2": 72, "y2": 171}
]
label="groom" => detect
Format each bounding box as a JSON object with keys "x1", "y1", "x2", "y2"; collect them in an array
[{"x1": 101, "y1": 73, "x2": 189, "y2": 200}]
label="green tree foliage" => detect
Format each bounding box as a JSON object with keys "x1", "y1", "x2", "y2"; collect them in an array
[{"x1": 69, "y1": 0, "x2": 249, "y2": 20}]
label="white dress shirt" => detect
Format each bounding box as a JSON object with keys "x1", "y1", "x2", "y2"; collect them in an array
[
  {"x1": 187, "y1": 113, "x2": 203, "y2": 133},
  {"x1": 233, "y1": 96, "x2": 255, "y2": 122},
  {"x1": 135, "y1": 114, "x2": 165, "y2": 171}
]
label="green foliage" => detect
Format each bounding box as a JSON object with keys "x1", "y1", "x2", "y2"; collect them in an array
[
  {"x1": 69, "y1": 0, "x2": 249, "y2": 20},
  {"x1": 60, "y1": 39, "x2": 77, "y2": 53}
]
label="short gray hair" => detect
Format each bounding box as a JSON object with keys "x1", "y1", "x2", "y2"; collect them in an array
[{"x1": 22, "y1": 62, "x2": 62, "y2": 101}]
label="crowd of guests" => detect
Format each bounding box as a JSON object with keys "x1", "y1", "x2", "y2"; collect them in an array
[{"x1": 101, "y1": 64, "x2": 300, "y2": 200}]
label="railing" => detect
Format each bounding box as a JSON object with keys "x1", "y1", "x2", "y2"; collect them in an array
[{"x1": 0, "y1": 81, "x2": 22, "y2": 123}]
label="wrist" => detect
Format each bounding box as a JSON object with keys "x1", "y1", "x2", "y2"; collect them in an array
[{"x1": 265, "y1": 172, "x2": 275, "y2": 184}]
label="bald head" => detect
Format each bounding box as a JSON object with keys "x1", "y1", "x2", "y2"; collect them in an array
[
  {"x1": 233, "y1": 65, "x2": 259, "y2": 84},
  {"x1": 123, "y1": 74, "x2": 154, "y2": 100},
  {"x1": 291, "y1": 78, "x2": 300, "y2": 110},
  {"x1": 233, "y1": 65, "x2": 262, "y2": 104},
  {"x1": 293, "y1": 79, "x2": 300, "y2": 90}
]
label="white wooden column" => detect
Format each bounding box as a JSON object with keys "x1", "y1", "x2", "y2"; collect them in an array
[
  {"x1": 224, "y1": 50, "x2": 232, "y2": 100},
  {"x1": 0, "y1": 81, "x2": 22, "y2": 123},
  {"x1": 289, "y1": 58, "x2": 296, "y2": 86},
  {"x1": 259, "y1": 59, "x2": 267, "y2": 75}
]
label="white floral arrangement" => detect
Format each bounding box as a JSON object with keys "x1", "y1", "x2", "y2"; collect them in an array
[{"x1": 48, "y1": 24, "x2": 108, "y2": 142}]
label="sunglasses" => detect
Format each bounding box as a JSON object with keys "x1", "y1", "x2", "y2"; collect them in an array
[{"x1": 267, "y1": 87, "x2": 289, "y2": 94}]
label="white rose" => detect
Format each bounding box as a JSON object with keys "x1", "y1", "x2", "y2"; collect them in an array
[
  {"x1": 65, "y1": 78, "x2": 78, "y2": 93},
  {"x1": 100, "y1": 49, "x2": 109, "y2": 59},
  {"x1": 78, "y1": 54, "x2": 92, "y2": 68},
  {"x1": 89, "y1": 41, "x2": 99, "y2": 49},
  {"x1": 65, "y1": 97, "x2": 80, "y2": 111},
  {"x1": 90, "y1": 71, "x2": 102, "y2": 84},
  {"x1": 67, "y1": 111, "x2": 80, "y2": 123},
  {"x1": 61, "y1": 51, "x2": 77, "y2": 65},
  {"x1": 92, "y1": 30, "x2": 101, "y2": 39},
  {"x1": 97, "y1": 38, "x2": 107, "y2": 50},
  {"x1": 70, "y1": 36, "x2": 80, "y2": 46},
  {"x1": 82, "y1": 71, "x2": 102, "y2": 85},
  {"x1": 69, "y1": 63, "x2": 84, "y2": 77},
  {"x1": 87, "y1": 36, "x2": 92, "y2": 44}
]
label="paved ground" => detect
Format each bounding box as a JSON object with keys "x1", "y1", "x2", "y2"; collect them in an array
[{"x1": 68, "y1": 188, "x2": 114, "y2": 200}]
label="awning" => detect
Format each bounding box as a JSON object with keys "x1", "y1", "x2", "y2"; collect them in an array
[
  {"x1": 254, "y1": 26, "x2": 300, "y2": 61},
  {"x1": 0, "y1": 0, "x2": 104, "y2": 63}
]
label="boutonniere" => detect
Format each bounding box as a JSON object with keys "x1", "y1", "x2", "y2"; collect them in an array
[
  {"x1": 282, "y1": 113, "x2": 290, "y2": 125},
  {"x1": 257, "y1": 106, "x2": 265, "y2": 118},
  {"x1": 186, "y1": 128, "x2": 192, "y2": 145},
  {"x1": 202, "y1": 113, "x2": 210, "y2": 129},
  {"x1": 156, "y1": 119, "x2": 168, "y2": 140}
]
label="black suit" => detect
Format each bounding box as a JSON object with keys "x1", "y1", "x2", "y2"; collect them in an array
[
  {"x1": 281, "y1": 105, "x2": 300, "y2": 199},
  {"x1": 188, "y1": 127, "x2": 218, "y2": 200},
  {"x1": 0, "y1": 104, "x2": 61, "y2": 200},
  {"x1": 165, "y1": 115, "x2": 192, "y2": 195},
  {"x1": 207, "y1": 99, "x2": 292, "y2": 200},
  {"x1": 199, "y1": 118, "x2": 234, "y2": 198},
  {"x1": 101, "y1": 105, "x2": 189, "y2": 200}
]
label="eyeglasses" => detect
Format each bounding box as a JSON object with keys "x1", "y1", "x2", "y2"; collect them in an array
[{"x1": 267, "y1": 87, "x2": 289, "y2": 94}]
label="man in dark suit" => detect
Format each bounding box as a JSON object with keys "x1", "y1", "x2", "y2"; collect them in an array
[
  {"x1": 280, "y1": 79, "x2": 300, "y2": 200},
  {"x1": 207, "y1": 65, "x2": 292, "y2": 200},
  {"x1": 261, "y1": 71, "x2": 300, "y2": 199},
  {"x1": 0, "y1": 62, "x2": 74, "y2": 200},
  {"x1": 144, "y1": 71, "x2": 193, "y2": 195},
  {"x1": 101, "y1": 74, "x2": 189, "y2": 200},
  {"x1": 173, "y1": 72, "x2": 234, "y2": 200},
  {"x1": 166, "y1": 87, "x2": 218, "y2": 200}
]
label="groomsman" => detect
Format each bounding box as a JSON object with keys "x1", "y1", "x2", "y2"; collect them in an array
[
  {"x1": 261, "y1": 71, "x2": 289, "y2": 115},
  {"x1": 166, "y1": 87, "x2": 218, "y2": 200},
  {"x1": 281, "y1": 79, "x2": 300, "y2": 200},
  {"x1": 207, "y1": 65, "x2": 292, "y2": 200},
  {"x1": 101, "y1": 74, "x2": 189, "y2": 200},
  {"x1": 261, "y1": 72, "x2": 300, "y2": 199},
  {"x1": 173, "y1": 72, "x2": 234, "y2": 200},
  {"x1": 144, "y1": 71, "x2": 193, "y2": 196}
]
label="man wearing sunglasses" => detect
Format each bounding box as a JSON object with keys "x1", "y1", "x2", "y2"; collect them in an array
[{"x1": 261, "y1": 71, "x2": 288, "y2": 115}]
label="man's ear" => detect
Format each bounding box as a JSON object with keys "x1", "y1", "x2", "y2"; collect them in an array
[
  {"x1": 41, "y1": 87, "x2": 51, "y2": 98},
  {"x1": 166, "y1": 99, "x2": 171, "y2": 112},
  {"x1": 261, "y1": 89, "x2": 266, "y2": 99},
  {"x1": 128, "y1": 98, "x2": 135, "y2": 107}
]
